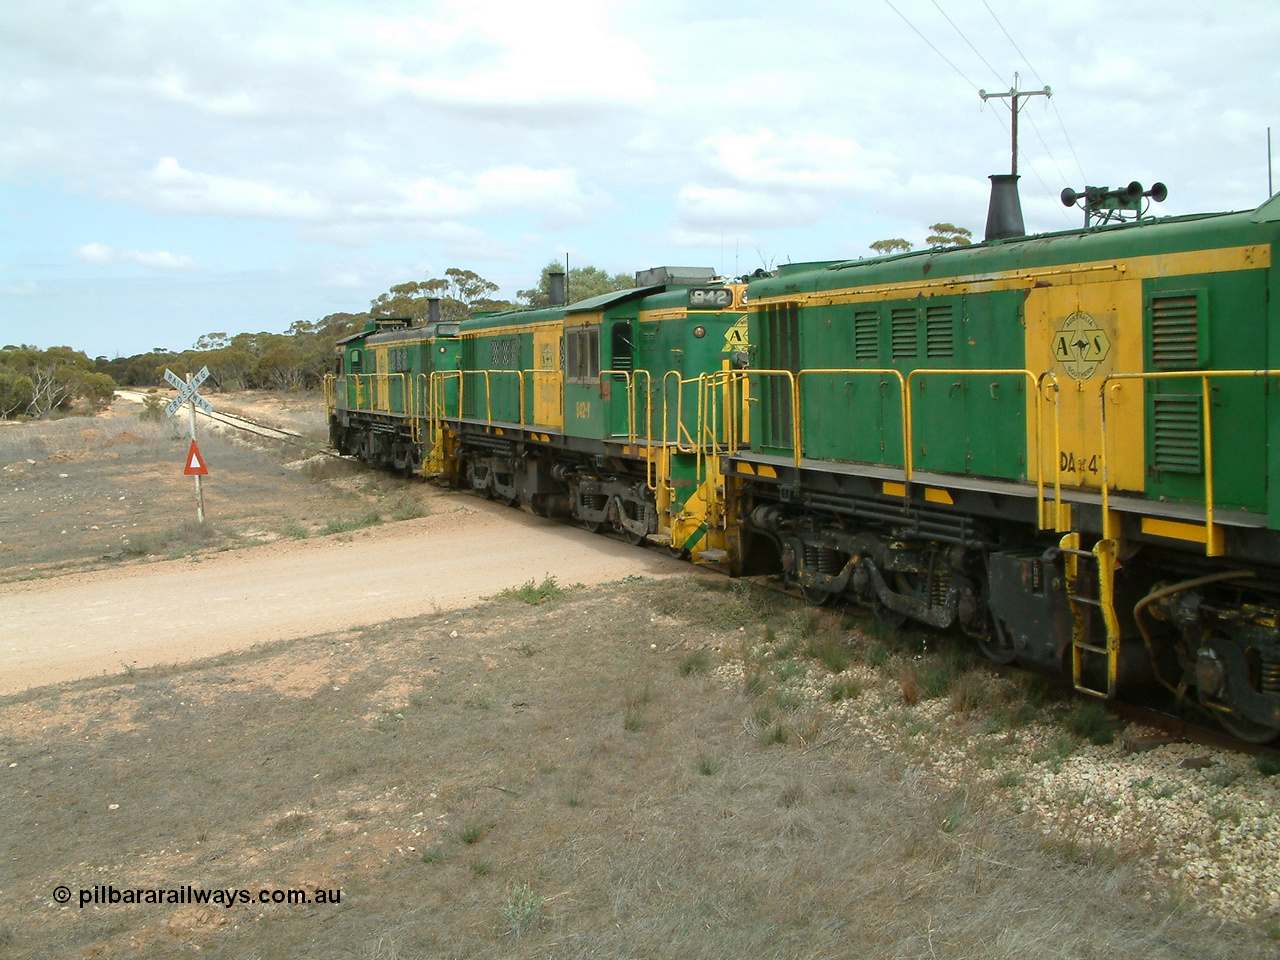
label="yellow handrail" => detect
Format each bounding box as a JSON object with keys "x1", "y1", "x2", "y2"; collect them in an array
[
  {"x1": 518, "y1": 367, "x2": 563, "y2": 429},
  {"x1": 632, "y1": 369, "x2": 653, "y2": 450},
  {"x1": 323, "y1": 374, "x2": 336, "y2": 414},
  {"x1": 1097, "y1": 369, "x2": 1280, "y2": 557},
  {"x1": 662, "y1": 371, "x2": 698, "y2": 453},
  {"x1": 599, "y1": 369, "x2": 635, "y2": 442},
  {"x1": 745, "y1": 369, "x2": 801, "y2": 466},
  {"x1": 1037, "y1": 372, "x2": 1066, "y2": 531},
  {"x1": 430, "y1": 370, "x2": 463, "y2": 423},
  {"x1": 904, "y1": 368, "x2": 1062, "y2": 530},
  {"x1": 343, "y1": 372, "x2": 408, "y2": 414},
  {"x1": 796, "y1": 367, "x2": 907, "y2": 467}
]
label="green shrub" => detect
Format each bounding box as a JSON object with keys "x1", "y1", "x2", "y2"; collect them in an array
[
  {"x1": 488, "y1": 576, "x2": 566, "y2": 605},
  {"x1": 678, "y1": 650, "x2": 711, "y2": 676},
  {"x1": 1065, "y1": 701, "x2": 1117, "y2": 745}
]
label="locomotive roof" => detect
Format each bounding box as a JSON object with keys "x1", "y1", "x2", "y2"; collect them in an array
[
  {"x1": 747, "y1": 207, "x2": 1277, "y2": 300},
  {"x1": 458, "y1": 285, "x2": 669, "y2": 332},
  {"x1": 365, "y1": 322, "x2": 459, "y2": 345},
  {"x1": 565, "y1": 285, "x2": 663, "y2": 313}
]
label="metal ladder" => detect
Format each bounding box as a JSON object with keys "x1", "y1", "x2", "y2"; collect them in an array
[{"x1": 1059, "y1": 533, "x2": 1121, "y2": 698}]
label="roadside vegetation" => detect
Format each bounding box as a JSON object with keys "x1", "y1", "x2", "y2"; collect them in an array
[
  {"x1": 4, "y1": 262, "x2": 634, "y2": 418},
  {"x1": 1, "y1": 576, "x2": 1274, "y2": 959},
  {"x1": 0, "y1": 394, "x2": 433, "y2": 580}
]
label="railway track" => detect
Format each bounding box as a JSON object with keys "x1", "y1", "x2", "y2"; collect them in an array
[
  {"x1": 116, "y1": 390, "x2": 354, "y2": 461},
  {"x1": 581, "y1": 523, "x2": 1279, "y2": 757}
]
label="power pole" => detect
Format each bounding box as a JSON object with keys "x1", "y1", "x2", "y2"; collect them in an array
[{"x1": 980, "y1": 72, "x2": 1052, "y2": 177}]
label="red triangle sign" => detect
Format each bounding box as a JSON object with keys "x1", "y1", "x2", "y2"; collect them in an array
[{"x1": 184, "y1": 440, "x2": 209, "y2": 476}]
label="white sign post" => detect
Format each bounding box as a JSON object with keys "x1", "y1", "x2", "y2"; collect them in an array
[{"x1": 164, "y1": 367, "x2": 213, "y2": 523}]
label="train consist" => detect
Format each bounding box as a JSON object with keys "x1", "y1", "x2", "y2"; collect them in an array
[{"x1": 326, "y1": 190, "x2": 1280, "y2": 743}]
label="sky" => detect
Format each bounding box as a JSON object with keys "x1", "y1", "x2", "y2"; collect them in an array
[{"x1": 2, "y1": 0, "x2": 1278, "y2": 359}]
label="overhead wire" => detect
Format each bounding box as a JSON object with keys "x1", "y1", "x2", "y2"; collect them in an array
[
  {"x1": 910, "y1": 0, "x2": 1074, "y2": 223},
  {"x1": 883, "y1": 0, "x2": 1010, "y2": 146},
  {"x1": 930, "y1": 0, "x2": 1004, "y2": 84},
  {"x1": 883, "y1": 0, "x2": 984, "y2": 93},
  {"x1": 934, "y1": 0, "x2": 1072, "y2": 188},
  {"x1": 982, "y1": 0, "x2": 1086, "y2": 183}
]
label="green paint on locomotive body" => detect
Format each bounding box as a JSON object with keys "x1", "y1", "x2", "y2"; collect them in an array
[
  {"x1": 634, "y1": 286, "x2": 748, "y2": 449},
  {"x1": 750, "y1": 210, "x2": 1275, "y2": 298},
  {"x1": 748, "y1": 250, "x2": 1029, "y2": 478},
  {"x1": 453, "y1": 283, "x2": 746, "y2": 527},
  {"x1": 453, "y1": 305, "x2": 566, "y2": 427},
  {"x1": 746, "y1": 206, "x2": 1280, "y2": 529},
  {"x1": 332, "y1": 322, "x2": 461, "y2": 419}
]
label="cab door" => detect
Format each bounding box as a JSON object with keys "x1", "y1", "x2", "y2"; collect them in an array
[
  {"x1": 564, "y1": 321, "x2": 603, "y2": 439},
  {"x1": 606, "y1": 318, "x2": 635, "y2": 437},
  {"x1": 531, "y1": 324, "x2": 563, "y2": 429}
]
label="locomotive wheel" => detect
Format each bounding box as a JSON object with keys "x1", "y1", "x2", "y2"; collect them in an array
[
  {"x1": 800, "y1": 583, "x2": 833, "y2": 605},
  {"x1": 872, "y1": 594, "x2": 908, "y2": 628},
  {"x1": 582, "y1": 519, "x2": 603, "y2": 534},
  {"x1": 624, "y1": 526, "x2": 647, "y2": 546},
  {"x1": 1199, "y1": 690, "x2": 1280, "y2": 744},
  {"x1": 1218, "y1": 712, "x2": 1280, "y2": 744},
  {"x1": 869, "y1": 571, "x2": 910, "y2": 628}
]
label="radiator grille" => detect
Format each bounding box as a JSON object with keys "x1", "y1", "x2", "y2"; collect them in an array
[
  {"x1": 1152, "y1": 393, "x2": 1202, "y2": 473},
  {"x1": 890, "y1": 308, "x2": 918, "y2": 359},
  {"x1": 761, "y1": 303, "x2": 799, "y2": 447},
  {"x1": 1151, "y1": 294, "x2": 1200, "y2": 369},
  {"x1": 854, "y1": 310, "x2": 879, "y2": 362},
  {"x1": 925, "y1": 304, "x2": 954, "y2": 359}
]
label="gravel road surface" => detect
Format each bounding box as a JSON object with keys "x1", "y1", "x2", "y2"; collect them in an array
[{"x1": 0, "y1": 497, "x2": 685, "y2": 694}]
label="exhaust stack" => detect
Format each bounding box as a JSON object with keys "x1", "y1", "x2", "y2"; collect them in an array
[
  {"x1": 427, "y1": 297, "x2": 440, "y2": 325},
  {"x1": 984, "y1": 174, "x2": 1025, "y2": 241},
  {"x1": 548, "y1": 269, "x2": 566, "y2": 307}
]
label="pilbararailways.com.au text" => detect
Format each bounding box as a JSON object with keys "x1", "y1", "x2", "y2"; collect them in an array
[{"x1": 54, "y1": 884, "x2": 342, "y2": 909}]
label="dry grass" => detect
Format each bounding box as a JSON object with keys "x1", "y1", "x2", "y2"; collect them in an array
[
  {"x1": 0, "y1": 395, "x2": 434, "y2": 579},
  {"x1": 1, "y1": 577, "x2": 1273, "y2": 958}
]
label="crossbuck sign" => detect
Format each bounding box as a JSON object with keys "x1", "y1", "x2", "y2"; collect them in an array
[
  {"x1": 165, "y1": 366, "x2": 213, "y2": 417},
  {"x1": 164, "y1": 366, "x2": 213, "y2": 523}
]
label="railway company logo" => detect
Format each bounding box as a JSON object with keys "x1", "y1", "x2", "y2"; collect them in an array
[
  {"x1": 1051, "y1": 311, "x2": 1110, "y2": 380},
  {"x1": 723, "y1": 317, "x2": 749, "y2": 352}
]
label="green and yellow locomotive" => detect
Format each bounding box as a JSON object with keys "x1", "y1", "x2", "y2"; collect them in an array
[
  {"x1": 326, "y1": 267, "x2": 750, "y2": 560},
  {"x1": 731, "y1": 194, "x2": 1280, "y2": 740}
]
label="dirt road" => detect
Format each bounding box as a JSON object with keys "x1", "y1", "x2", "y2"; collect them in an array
[{"x1": 0, "y1": 495, "x2": 685, "y2": 695}]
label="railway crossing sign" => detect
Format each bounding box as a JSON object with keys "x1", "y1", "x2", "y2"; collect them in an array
[
  {"x1": 164, "y1": 367, "x2": 214, "y2": 523},
  {"x1": 164, "y1": 366, "x2": 213, "y2": 417}
]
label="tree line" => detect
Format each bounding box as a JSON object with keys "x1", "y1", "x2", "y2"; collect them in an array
[
  {"x1": 2, "y1": 261, "x2": 634, "y2": 419},
  {"x1": 5, "y1": 230, "x2": 978, "y2": 420},
  {"x1": 0, "y1": 345, "x2": 118, "y2": 419}
]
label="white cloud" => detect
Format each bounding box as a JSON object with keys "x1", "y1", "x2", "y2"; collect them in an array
[
  {"x1": 676, "y1": 185, "x2": 821, "y2": 231},
  {"x1": 74, "y1": 242, "x2": 116, "y2": 266},
  {"x1": 369, "y1": 0, "x2": 656, "y2": 109},
  {"x1": 129, "y1": 157, "x2": 332, "y2": 220},
  {"x1": 106, "y1": 157, "x2": 599, "y2": 232},
  {"x1": 700, "y1": 130, "x2": 896, "y2": 195},
  {"x1": 75, "y1": 242, "x2": 202, "y2": 273}
]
